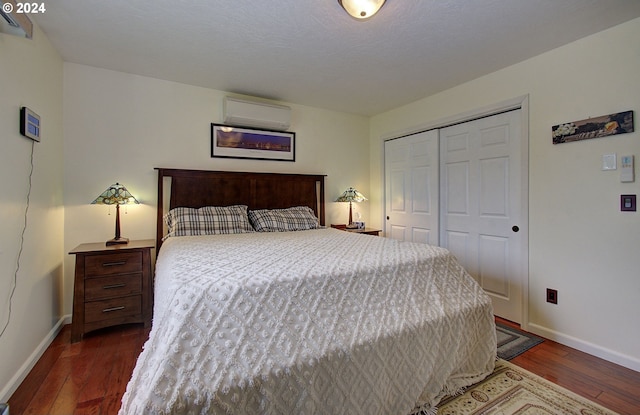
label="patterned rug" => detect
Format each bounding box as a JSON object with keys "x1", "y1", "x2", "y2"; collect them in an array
[
  {"x1": 435, "y1": 359, "x2": 618, "y2": 414},
  {"x1": 496, "y1": 323, "x2": 544, "y2": 360}
]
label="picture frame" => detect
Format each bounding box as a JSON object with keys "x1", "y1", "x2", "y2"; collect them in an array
[{"x1": 211, "y1": 123, "x2": 295, "y2": 162}]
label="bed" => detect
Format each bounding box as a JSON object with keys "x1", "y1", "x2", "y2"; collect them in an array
[{"x1": 120, "y1": 168, "x2": 496, "y2": 415}]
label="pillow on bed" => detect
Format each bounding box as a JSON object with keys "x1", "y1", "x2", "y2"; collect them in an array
[
  {"x1": 164, "y1": 205, "x2": 254, "y2": 238},
  {"x1": 248, "y1": 206, "x2": 319, "y2": 232}
]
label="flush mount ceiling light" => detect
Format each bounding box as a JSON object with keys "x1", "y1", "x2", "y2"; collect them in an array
[{"x1": 338, "y1": 0, "x2": 386, "y2": 20}]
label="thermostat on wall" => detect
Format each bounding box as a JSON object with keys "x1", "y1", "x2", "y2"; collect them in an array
[
  {"x1": 620, "y1": 155, "x2": 634, "y2": 182},
  {"x1": 20, "y1": 106, "x2": 41, "y2": 142}
]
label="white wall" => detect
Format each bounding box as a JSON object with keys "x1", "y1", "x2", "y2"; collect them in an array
[
  {"x1": 369, "y1": 18, "x2": 640, "y2": 370},
  {"x1": 62, "y1": 63, "x2": 371, "y2": 315},
  {"x1": 0, "y1": 26, "x2": 64, "y2": 400}
]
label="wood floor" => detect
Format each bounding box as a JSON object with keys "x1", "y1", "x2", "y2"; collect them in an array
[{"x1": 7, "y1": 318, "x2": 640, "y2": 414}]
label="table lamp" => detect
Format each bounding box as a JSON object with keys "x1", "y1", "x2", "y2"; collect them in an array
[
  {"x1": 91, "y1": 182, "x2": 139, "y2": 245},
  {"x1": 335, "y1": 187, "x2": 367, "y2": 228}
]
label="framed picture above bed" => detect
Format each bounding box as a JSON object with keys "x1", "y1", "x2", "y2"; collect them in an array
[{"x1": 211, "y1": 123, "x2": 296, "y2": 161}]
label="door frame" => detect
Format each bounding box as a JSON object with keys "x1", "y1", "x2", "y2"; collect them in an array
[{"x1": 381, "y1": 95, "x2": 529, "y2": 330}]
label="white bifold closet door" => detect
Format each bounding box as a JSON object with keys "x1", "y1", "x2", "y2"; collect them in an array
[
  {"x1": 384, "y1": 129, "x2": 439, "y2": 245},
  {"x1": 440, "y1": 110, "x2": 523, "y2": 323},
  {"x1": 384, "y1": 109, "x2": 524, "y2": 323}
]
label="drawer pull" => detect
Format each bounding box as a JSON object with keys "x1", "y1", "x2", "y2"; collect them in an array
[
  {"x1": 102, "y1": 306, "x2": 125, "y2": 313},
  {"x1": 103, "y1": 283, "x2": 126, "y2": 290},
  {"x1": 102, "y1": 261, "x2": 127, "y2": 267}
]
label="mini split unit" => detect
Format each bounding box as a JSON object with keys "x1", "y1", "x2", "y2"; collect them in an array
[
  {"x1": 0, "y1": 1, "x2": 33, "y2": 38},
  {"x1": 223, "y1": 97, "x2": 291, "y2": 131}
]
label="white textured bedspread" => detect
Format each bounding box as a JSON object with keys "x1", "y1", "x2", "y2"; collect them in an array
[{"x1": 120, "y1": 229, "x2": 495, "y2": 415}]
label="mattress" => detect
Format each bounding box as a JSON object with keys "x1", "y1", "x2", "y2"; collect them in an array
[{"x1": 120, "y1": 228, "x2": 496, "y2": 414}]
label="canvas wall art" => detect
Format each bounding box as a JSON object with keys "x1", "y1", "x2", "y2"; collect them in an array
[{"x1": 552, "y1": 110, "x2": 633, "y2": 144}]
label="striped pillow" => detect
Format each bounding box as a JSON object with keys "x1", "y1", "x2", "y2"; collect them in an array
[
  {"x1": 248, "y1": 206, "x2": 319, "y2": 232},
  {"x1": 164, "y1": 205, "x2": 254, "y2": 239}
]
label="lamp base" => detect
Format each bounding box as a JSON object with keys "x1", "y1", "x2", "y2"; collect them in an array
[{"x1": 106, "y1": 237, "x2": 129, "y2": 246}]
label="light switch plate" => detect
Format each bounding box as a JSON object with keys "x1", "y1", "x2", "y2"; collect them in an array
[
  {"x1": 621, "y1": 194, "x2": 636, "y2": 212},
  {"x1": 602, "y1": 153, "x2": 617, "y2": 170}
]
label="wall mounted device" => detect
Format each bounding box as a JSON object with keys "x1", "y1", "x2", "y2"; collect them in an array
[
  {"x1": 620, "y1": 155, "x2": 634, "y2": 182},
  {"x1": 0, "y1": 0, "x2": 33, "y2": 38},
  {"x1": 621, "y1": 194, "x2": 636, "y2": 212},
  {"x1": 601, "y1": 153, "x2": 616, "y2": 171},
  {"x1": 20, "y1": 107, "x2": 40, "y2": 141},
  {"x1": 223, "y1": 97, "x2": 291, "y2": 131}
]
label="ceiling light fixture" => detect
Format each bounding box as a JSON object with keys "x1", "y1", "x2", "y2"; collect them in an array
[{"x1": 338, "y1": 0, "x2": 386, "y2": 20}]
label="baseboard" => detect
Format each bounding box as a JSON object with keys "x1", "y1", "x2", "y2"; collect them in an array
[
  {"x1": 527, "y1": 323, "x2": 640, "y2": 372},
  {"x1": 0, "y1": 314, "x2": 71, "y2": 402}
]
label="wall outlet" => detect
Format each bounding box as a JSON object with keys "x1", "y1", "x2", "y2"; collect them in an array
[{"x1": 546, "y1": 288, "x2": 558, "y2": 304}]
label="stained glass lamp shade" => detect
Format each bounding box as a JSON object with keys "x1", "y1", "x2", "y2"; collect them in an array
[
  {"x1": 91, "y1": 182, "x2": 139, "y2": 245},
  {"x1": 335, "y1": 187, "x2": 367, "y2": 227}
]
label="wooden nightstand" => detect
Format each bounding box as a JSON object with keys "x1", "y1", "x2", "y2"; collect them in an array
[
  {"x1": 69, "y1": 239, "x2": 154, "y2": 343},
  {"x1": 345, "y1": 228, "x2": 381, "y2": 236},
  {"x1": 331, "y1": 224, "x2": 381, "y2": 236}
]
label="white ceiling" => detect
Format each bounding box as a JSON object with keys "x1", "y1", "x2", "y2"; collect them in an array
[{"x1": 33, "y1": 0, "x2": 640, "y2": 116}]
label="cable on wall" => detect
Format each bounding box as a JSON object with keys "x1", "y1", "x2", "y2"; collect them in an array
[{"x1": 0, "y1": 139, "x2": 35, "y2": 338}]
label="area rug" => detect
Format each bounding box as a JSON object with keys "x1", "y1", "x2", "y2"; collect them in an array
[
  {"x1": 496, "y1": 323, "x2": 544, "y2": 360},
  {"x1": 435, "y1": 359, "x2": 619, "y2": 415}
]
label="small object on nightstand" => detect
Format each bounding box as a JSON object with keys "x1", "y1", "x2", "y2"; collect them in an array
[
  {"x1": 352, "y1": 221, "x2": 365, "y2": 229},
  {"x1": 69, "y1": 239, "x2": 154, "y2": 343},
  {"x1": 91, "y1": 182, "x2": 139, "y2": 246}
]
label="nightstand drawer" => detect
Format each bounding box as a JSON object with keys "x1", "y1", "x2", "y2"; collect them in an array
[
  {"x1": 85, "y1": 252, "x2": 142, "y2": 277},
  {"x1": 85, "y1": 295, "x2": 142, "y2": 324},
  {"x1": 85, "y1": 274, "x2": 142, "y2": 301}
]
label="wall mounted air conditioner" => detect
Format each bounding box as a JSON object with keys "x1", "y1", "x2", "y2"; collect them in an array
[
  {"x1": 0, "y1": 0, "x2": 33, "y2": 38},
  {"x1": 223, "y1": 97, "x2": 291, "y2": 131}
]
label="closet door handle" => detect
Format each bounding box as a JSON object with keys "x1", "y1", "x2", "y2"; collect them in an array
[{"x1": 512, "y1": 225, "x2": 520, "y2": 233}]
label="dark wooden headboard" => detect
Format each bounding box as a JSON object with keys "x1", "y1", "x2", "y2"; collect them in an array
[{"x1": 156, "y1": 168, "x2": 326, "y2": 250}]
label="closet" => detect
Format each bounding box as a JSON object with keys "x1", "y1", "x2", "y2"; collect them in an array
[{"x1": 384, "y1": 109, "x2": 526, "y2": 323}]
